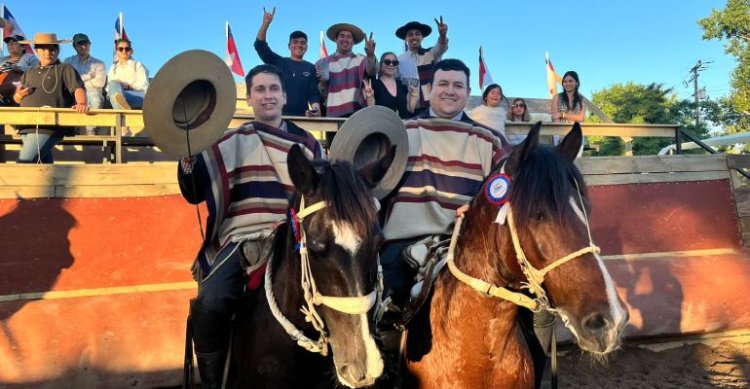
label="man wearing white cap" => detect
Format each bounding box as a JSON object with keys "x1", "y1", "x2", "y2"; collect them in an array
[{"x1": 316, "y1": 22, "x2": 377, "y2": 118}]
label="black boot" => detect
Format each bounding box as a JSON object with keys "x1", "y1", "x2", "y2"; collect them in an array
[
  {"x1": 195, "y1": 350, "x2": 227, "y2": 389},
  {"x1": 190, "y1": 301, "x2": 231, "y2": 389}
]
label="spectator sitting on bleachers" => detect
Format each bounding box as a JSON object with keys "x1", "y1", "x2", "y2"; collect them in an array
[
  {"x1": 106, "y1": 38, "x2": 149, "y2": 110},
  {"x1": 64, "y1": 33, "x2": 106, "y2": 134},
  {"x1": 0, "y1": 34, "x2": 39, "y2": 106},
  {"x1": 13, "y1": 33, "x2": 88, "y2": 163}
]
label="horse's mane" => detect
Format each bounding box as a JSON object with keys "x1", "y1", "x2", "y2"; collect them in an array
[
  {"x1": 312, "y1": 159, "x2": 379, "y2": 236},
  {"x1": 507, "y1": 145, "x2": 589, "y2": 232}
]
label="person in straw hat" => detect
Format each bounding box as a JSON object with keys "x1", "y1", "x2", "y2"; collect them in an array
[
  {"x1": 177, "y1": 63, "x2": 323, "y2": 388},
  {"x1": 13, "y1": 32, "x2": 88, "y2": 163},
  {"x1": 315, "y1": 22, "x2": 377, "y2": 118},
  {"x1": 396, "y1": 17, "x2": 449, "y2": 114}
]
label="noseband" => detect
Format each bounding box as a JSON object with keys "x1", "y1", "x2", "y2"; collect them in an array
[
  {"x1": 447, "y1": 177, "x2": 600, "y2": 312},
  {"x1": 265, "y1": 197, "x2": 382, "y2": 356}
]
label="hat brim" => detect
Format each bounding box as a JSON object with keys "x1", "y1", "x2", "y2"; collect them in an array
[
  {"x1": 143, "y1": 50, "x2": 236, "y2": 158},
  {"x1": 18, "y1": 39, "x2": 66, "y2": 45},
  {"x1": 328, "y1": 106, "x2": 409, "y2": 199},
  {"x1": 326, "y1": 23, "x2": 366, "y2": 45},
  {"x1": 395, "y1": 22, "x2": 432, "y2": 40}
]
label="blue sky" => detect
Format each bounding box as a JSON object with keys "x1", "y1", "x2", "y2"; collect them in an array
[{"x1": 3, "y1": 1, "x2": 736, "y2": 101}]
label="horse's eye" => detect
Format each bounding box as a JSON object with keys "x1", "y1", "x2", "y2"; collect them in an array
[
  {"x1": 534, "y1": 210, "x2": 546, "y2": 221},
  {"x1": 307, "y1": 238, "x2": 327, "y2": 254}
]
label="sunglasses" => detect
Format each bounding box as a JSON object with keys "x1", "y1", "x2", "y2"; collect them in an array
[
  {"x1": 117, "y1": 47, "x2": 132, "y2": 52},
  {"x1": 383, "y1": 59, "x2": 399, "y2": 66},
  {"x1": 512, "y1": 103, "x2": 526, "y2": 108},
  {"x1": 36, "y1": 45, "x2": 59, "y2": 51}
]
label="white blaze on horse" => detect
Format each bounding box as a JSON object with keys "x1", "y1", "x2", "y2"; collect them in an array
[
  {"x1": 229, "y1": 145, "x2": 395, "y2": 388},
  {"x1": 403, "y1": 122, "x2": 629, "y2": 388}
]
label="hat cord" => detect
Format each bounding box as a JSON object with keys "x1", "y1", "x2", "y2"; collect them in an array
[{"x1": 182, "y1": 100, "x2": 205, "y2": 242}]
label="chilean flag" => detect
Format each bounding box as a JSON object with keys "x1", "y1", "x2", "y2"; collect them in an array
[
  {"x1": 319, "y1": 31, "x2": 328, "y2": 59},
  {"x1": 114, "y1": 13, "x2": 129, "y2": 41},
  {"x1": 478, "y1": 46, "x2": 494, "y2": 91},
  {"x1": 226, "y1": 22, "x2": 245, "y2": 77},
  {"x1": 546, "y1": 51, "x2": 563, "y2": 98},
  {"x1": 1, "y1": 6, "x2": 32, "y2": 53}
]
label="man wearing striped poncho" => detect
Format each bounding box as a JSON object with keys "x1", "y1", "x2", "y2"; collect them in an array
[
  {"x1": 178, "y1": 64, "x2": 323, "y2": 388},
  {"x1": 380, "y1": 58, "x2": 511, "y2": 306}
]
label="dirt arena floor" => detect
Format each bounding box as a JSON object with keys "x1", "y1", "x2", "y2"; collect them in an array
[{"x1": 540, "y1": 336, "x2": 750, "y2": 389}]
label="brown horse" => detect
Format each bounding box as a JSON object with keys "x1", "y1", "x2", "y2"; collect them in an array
[
  {"x1": 228, "y1": 145, "x2": 395, "y2": 388},
  {"x1": 404, "y1": 123, "x2": 629, "y2": 388}
]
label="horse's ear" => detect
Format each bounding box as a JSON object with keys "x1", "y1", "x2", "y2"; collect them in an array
[
  {"x1": 287, "y1": 144, "x2": 319, "y2": 198},
  {"x1": 556, "y1": 122, "x2": 584, "y2": 162},
  {"x1": 359, "y1": 145, "x2": 396, "y2": 188},
  {"x1": 506, "y1": 121, "x2": 541, "y2": 174}
]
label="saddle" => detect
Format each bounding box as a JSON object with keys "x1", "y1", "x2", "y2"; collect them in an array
[{"x1": 393, "y1": 236, "x2": 450, "y2": 330}]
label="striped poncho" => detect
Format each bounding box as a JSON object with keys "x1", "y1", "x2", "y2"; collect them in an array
[
  {"x1": 178, "y1": 121, "x2": 323, "y2": 273},
  {"x1": 383, "y1": 112, "x2": 511, "y2": 241},
  {"x1": 317, "y1": 53, "x2": 369, "y2": 117}
]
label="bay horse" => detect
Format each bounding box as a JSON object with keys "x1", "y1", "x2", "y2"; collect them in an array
[
  {"x1": 403, "y1": 123, "x2": 629, "y2": 388},
  {"x1": 228, "y1": 144, "x2": 395, "y2": 388}
]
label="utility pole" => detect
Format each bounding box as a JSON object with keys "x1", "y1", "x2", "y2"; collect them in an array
[{"x1": 687, "y1": 60, "x2": 710, "y2": 128}]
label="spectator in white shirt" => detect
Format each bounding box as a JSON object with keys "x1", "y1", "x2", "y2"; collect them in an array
[
  {"x1": 64, "y1": 33, "x2": 106, "y2": 134},
  {"x1": 106, "y1": 38, "x2": 149, "y2": 110}
]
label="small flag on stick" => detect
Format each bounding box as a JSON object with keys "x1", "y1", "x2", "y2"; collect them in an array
[
  {"x1": 226, "y1": 22, "x2": 245, "y2": 77},
  {"x1": 479, "y1": 46, "x2": 494, "y2": 91}
]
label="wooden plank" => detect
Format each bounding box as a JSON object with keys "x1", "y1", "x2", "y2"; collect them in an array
[
  {"x1": 0, "y1": 165, "x2": 177, "y2": 187},
  {"x1": 506, "y1": 122, "x2": 677, "y2": 137},
  {"x1": 584, "y1": 170, "x2": 730, "y2": 185},
  {"x1": 122, "y1": 111, "x2": 144, "y2": 128},
  {"x1": 578, "y1": 155, "x2": 728, "y2": 174},
  {"x1": 727, "y1": 155, "x2": 750, "y2": 169},
  {"x1": 0, "y1": 186, "x2": 54, "y2": 199},
  {"x1": 56, "y1": 111, "x2": 118, "y2": 126},
  {"x1": 55, "y1": 184, "x2": 181, "y2": 198},
  {"x1": 0, "y1": 111, "x2": 56, "y2": 125}
]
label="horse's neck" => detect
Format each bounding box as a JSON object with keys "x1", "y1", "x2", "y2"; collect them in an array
[
  {"x1": 271, "y1": 231, "x2": 307, "y2": 325},
  {"x1": 454, "y1": 202, "x2": 515, "y2": 282}
]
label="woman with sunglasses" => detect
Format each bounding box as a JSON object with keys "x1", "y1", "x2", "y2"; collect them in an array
[
  {"x1": 506, "y1": 98, "x2": 531, "y2": 144},
  {"x1": 106, "y1": 38, "x2": 149, "y2": 110},
  {"x1": 363, "y1": 52, "x2": 417, "y2": 118},
  {"x1": 467, "y1": 83, "x2": 510, "y2": 137}
]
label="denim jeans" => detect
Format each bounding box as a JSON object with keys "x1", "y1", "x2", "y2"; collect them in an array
[
  {"x1": 17, "y1": 132, "x2": 64, "y2": 163},
  {"x1": 107, "y1": 81, "x2": 145, "y2": 109}
]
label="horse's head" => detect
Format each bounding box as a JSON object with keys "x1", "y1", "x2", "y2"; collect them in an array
[
  {"x1": 287, "y1": 144, "x2": 395, "y2": 387},
  {"x1": 499, "y1": 122, "x2": 629, "y2": 355}
]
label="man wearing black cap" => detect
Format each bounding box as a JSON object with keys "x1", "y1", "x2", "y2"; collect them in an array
[
  {"x1": 254, "y1": 7, "x2": 321, "y2": 117},
  {"x1": 0, "y1": 34, "x2": 38, "y2": 105},
  {"x1": 396, "y1": 18, "x2": 448, "y2": 113},
  {"x1": 0, "y1": 34, "x2": 38, "y2": 73},
  {"x1": 64, "y1": 33, "x2": 106, "y2": 134}
]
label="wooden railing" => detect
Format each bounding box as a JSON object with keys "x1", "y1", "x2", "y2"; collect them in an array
[{"x1": 0, "y1": 107, "x2": 681, "y2": 163}]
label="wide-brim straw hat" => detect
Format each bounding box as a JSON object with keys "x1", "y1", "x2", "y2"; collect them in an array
[
  {"x1": 395, "y1": 21, "x2": 432, "y2": 40},
  {"x1": 328, "y1": 106, "x2": 409, "y2": 199},
  {"x1": 18, "y1": 33, "x2": 68, "y2": 45},
  {"x1": 143, "y1": 50, "x2": 236, "y2": 158},
  {"x1": 326, "y1": 23, "x2": 365, "y2": 44}
]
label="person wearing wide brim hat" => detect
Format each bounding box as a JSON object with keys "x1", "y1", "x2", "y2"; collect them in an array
[
  {"x1": 396, "y1": 17, "x2": 450, "y2": 114},
  {"x1": 149, "y1": 56, "x2": 325, "y2": 388},
  {"x1": 12, "y1": 32, "x2": 88, "y2": 163},
  {"x1": 316, "y1": 22, "x2": 378, "y2": 118}
]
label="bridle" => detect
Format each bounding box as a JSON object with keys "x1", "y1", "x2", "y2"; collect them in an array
[
  {"x1": 447, "y1": 171, "x2": 600, "y2": 312},
  {"x1": 265, "y1": 196, "x2": 383, "y2": 356}
]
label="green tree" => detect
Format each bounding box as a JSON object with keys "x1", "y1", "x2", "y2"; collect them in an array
[
  {"x1": 699, "y1": 0, "x2": 750, "y2": 128},
  {"x1": 590, "y1": 82, "x2": 686, "y2": 155}
]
